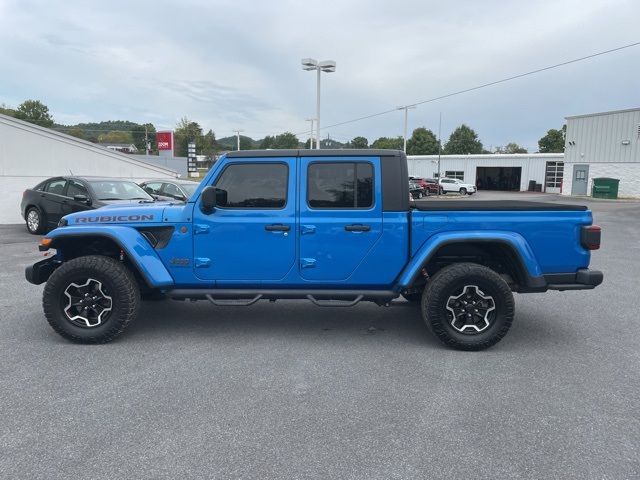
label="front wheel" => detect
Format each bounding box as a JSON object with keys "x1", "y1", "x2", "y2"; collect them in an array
[
  {"x1": 43, "y1": 255, "x2": 140, "y2": 343},
  {"x1": 459, "y1": 188, "x2": 467, "y2": 195},
  {"x1": 421, "y1": 263, "x2": 514, "y2": 350}
]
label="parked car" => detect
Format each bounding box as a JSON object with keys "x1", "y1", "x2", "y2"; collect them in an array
[
  {"x1": 139, "y1": 179, "x2": 200, "y2": 202},
  {"x1": 21, "y1": 177, "x2": 154, "y2": 234},
  {"x1": 27, "y1": 149, "x2": 603, "y2": 350},
  {"x1": 439, "y1": 177, "x2": 477, "y2": 195},
  {"x1": 409, "y1": 180, "x2": 427, "y2": 199},
  {"x1": 410, "y1": 177, "x2": 438, "y2": 195}
]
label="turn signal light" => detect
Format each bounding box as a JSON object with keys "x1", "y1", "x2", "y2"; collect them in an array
[
  {"x1": 38, "y1": 238, "x2": 52, "y2": 251},
  {"x1": 581, "y1": 225, "x2": 601, "y2": 250}
]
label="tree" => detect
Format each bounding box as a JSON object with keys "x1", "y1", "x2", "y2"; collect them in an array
[
  {"x1": 131, "y1": 123, "x2": 156, "y2": 153},
  {"x1": 495, "y1": 142, "x2": 528, "y2": 154},
  {"x1": 200, "y1": 129, "x2": 219, "y2": 156},
  {"x1": 259, "y1": 135, "x2": 275, "y2": 149},
  {"x1": 67, "y1": 127, "x2": 86, "y2": 140},
  {"x1": 443, "y1": 124, "x2": 483, "y2": 154},
  {"x1": 348, "y1": 136, "x2": 368, "y2": 149},
  {"x1": 0, "y1": 103, "x2": 16, "y2": 117},
  {"x1": 174, "y1": 117, "x2": 203, "y2": 156},
  {"x1": 371, "y1": 136, "x2": 404, "y2": 150},
  {"x1": 407, "y1": 128, "x2": 439, "y2": 155},
  {"x1": 538, "y1": 126, "x2": 565, "y2": 153},
  {"x1": 271, "y1": 132, "x2": 299, "y2": 149},
  {"x1": 14, "y1": 99, "x2": 54, "y2": 127}
]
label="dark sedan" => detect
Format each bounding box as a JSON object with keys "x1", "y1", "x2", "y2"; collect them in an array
[
  {"x1": 139, "y1": 179, "x2": 199, "y2": 202},
  {"x1": 21, "y1": 176, "x2": 154, "y2": 234}
]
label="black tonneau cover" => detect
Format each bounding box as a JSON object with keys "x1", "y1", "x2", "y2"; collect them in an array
[{"x1": 412, "y1": 200, "x2": 587, "y2": 211}]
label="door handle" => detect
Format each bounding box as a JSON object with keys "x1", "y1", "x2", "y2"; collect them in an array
[
  {"x1": 345, "y1": 224, "x2": 370, "y2": 232},
  {"x1": 265, "y1": 224, "x2": 290, "y2": 232}
]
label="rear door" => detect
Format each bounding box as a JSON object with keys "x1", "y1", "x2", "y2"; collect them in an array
[
  {"x1": 41, "y1": 178, "x2": 68, "y2": 227},
  {"x1": 298, "y1": 157, "x2": 382, "y2": 281},
  {"x1": 192, "y1": 158, "x2": 296, "y2": 282}
]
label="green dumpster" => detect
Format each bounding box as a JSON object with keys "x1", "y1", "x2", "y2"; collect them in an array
[{"x1": 592, "y1": 177, "x2": 620, "y2": 199}]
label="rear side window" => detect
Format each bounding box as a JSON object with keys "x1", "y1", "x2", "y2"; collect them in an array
[
  {"x1": 307, "y1": 162, "x2": 373, "y2": 209},
  {"x1": 45, "y1": 179, "x2": 67, "y2": 195},
  {"x1": 214, "y1": 163, "x2": 288, "y2": 208},
  {"x1": 143, "y1": 182, "x2": 163, "y2": 195}
]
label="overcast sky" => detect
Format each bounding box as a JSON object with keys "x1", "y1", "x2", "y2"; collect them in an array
[{"x1": 1, "y1": 0, "x2": 639, "y2": 149}]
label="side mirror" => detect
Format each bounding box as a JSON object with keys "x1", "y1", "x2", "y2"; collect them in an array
[
  {"x1": 200, "y1": 186, "x2": 217, "y2": 213},
  {"x1": 74, "y1": 194, "x2": 91, "y2": 205}
]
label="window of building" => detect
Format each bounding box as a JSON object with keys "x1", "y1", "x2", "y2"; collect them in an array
[
  {"x1": 45, "y1": 179, "x2": 67, "y2": 195},
  {"x1": 307, "y1": 162, "x2": 373, "y2": 209},
  {"x1": 445, "y1": 171, "x2": 464, "y2": 180},
  {"x1": 214, "y1": 163, "x2": 288, "y2": 208}
]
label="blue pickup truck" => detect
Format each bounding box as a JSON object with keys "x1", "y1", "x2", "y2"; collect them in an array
[{"x1": 26, "y1": 149, "x2": 603, "y2": 350}]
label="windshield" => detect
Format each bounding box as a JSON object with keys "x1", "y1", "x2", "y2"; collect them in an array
[
  {"x1": 180, "y1": 182, "x2": 198, "y2": 198},
  {"x1": 89, "y1": 180, "x2": 154, "y2": 201}
]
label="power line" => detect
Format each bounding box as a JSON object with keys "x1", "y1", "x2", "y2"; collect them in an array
[{"x1": 307, "y1": 41, "x2": 640, "y2": 135}]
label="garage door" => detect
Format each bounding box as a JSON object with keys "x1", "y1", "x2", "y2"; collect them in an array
[{"x1": 476, "y1": 167, "x2": 522, "y2": 191}]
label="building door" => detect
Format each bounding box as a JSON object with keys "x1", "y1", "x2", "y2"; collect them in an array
[
  {"x1": 545, "y1": 161, "x2": 564, "y2": 194},
  {"x1": 571, "y1": 164, "x2": 589, "y2": 196}
]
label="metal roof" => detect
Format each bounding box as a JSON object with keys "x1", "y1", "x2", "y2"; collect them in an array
[{"x1": 565, "y1": 107, "x2": 640, "y2": 120}]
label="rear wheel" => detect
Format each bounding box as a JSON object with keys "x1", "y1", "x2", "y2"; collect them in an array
[
  {"x1": 421, "y1": 263, "x2": 514, "y2": 350},
  {"x1": 43, "y1": 255, "x2": 140, "y2": 343},
  {"x1": 26, "y1": 207, "x2": 45, "y2": 234}
]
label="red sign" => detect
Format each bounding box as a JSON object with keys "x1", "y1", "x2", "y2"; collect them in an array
[{"x1": 156, "y1": 131, "x2": 173, "y2": 151}]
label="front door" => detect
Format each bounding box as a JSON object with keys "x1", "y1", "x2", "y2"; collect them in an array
[
  {"x1": 41, "y1": 178, "x2": 68, "y2": 227},
  {"x1": 571, "y1": 164, "x2": 589, "y2": 195},
  {"x1": 298, "y1": 157, "x2": 382, "y2": 282},
  {"x1": 192, "y1": 159, "x2": 296, "y2": 283}
]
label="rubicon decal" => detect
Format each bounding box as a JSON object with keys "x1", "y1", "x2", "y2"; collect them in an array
[{"x1": 75, "y1": 214, "x2": 154, "y2": 223}]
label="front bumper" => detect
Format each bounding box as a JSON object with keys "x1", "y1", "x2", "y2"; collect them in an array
[{"x1": 25, "y1": 257, "x2": 60, "y2": 285}]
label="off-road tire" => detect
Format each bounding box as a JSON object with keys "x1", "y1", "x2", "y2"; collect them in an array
[
  {"x1": 26, "y1": 207, "x2": 46, "y2": 234},
  {"x1": 421, "y1": 263, "x2": 514, "y2": 351},
  {"x1": 43, "y1": 255, "x2": 140, "y2": 343}
]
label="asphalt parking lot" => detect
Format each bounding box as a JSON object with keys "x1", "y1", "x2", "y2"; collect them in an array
[{"x1": 1, "y1": 192, "x2": 638, "y2": 479}]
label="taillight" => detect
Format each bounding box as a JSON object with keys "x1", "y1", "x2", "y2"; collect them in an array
[{"x1": 581, "y1": 225, "x2": 601, "y2": 250}]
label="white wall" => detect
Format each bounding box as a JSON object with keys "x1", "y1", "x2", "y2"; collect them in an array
[
  {"x1": 562, "y1": 162, "x2": 640, "y2": 198},
  {"x1": 407, "y1": 154, "x2": 562, "y2": 191},
  {"x1": 0, "y1": 114, "x2": 178, "y2": 224}
]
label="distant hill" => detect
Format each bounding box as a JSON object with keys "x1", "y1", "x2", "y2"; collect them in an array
[{"x1": 218, "y1": 135, "x2": 261, "y2": 149}]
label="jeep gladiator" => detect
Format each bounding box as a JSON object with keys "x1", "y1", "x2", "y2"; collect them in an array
[{"x1": 26, "y1": 149, "x2": 603, "y2": 350}]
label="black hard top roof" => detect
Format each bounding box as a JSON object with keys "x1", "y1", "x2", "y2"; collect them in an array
[{"x1": 225, "y1": 149, "x2": 404, "y2": 158}]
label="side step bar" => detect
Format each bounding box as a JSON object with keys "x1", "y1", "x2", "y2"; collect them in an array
[{"x1": 168, "y1": 289, "x2": 398, "y2": 307}]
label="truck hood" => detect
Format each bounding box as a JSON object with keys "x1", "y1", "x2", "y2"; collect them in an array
[{"x1": 62, "y1": 201, "x2": 172, "y2": 226}]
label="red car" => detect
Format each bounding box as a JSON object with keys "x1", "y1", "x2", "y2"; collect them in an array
[{"x1": 410, "y1": 177, "x2": 439, "y2": 195}]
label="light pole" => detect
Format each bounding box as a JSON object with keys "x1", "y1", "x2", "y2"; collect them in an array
[
  {"x1": 305, "y1": 118, "x2": 316, "y2": 149},
  {"x1": 302, "y1": 58, "x2": 336, "y2": 149},
  {"x1": 437, "y1": 112, "x2": 442, "y2": 196},
  {"x1": 233, "y1": 129, "x2": 243, "y2": 151},
  {"x1": 397, "y1": 105, "x2": 416, "y2": 153}
]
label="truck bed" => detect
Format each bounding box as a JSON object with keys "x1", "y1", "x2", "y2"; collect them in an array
[{"x1": 412, "y1": 200, "x2": 587, "y2": 211}]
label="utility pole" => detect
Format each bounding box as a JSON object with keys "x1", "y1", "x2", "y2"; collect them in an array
[
  {"x1": 144, "y1": 125, "x2": 149, "y2": 156},
  {"x1": 305, "y1": 118, "x2": 315, "y2": 149},
  {"x1": 233, "y1": 129, "x2": 243, "y2": 151},
  {"x1": 397, "y1": 105, "x2": 416, "y2": 153},
  {"x1": 437, "y1": 112, "x2": 442, "y2": 197}
]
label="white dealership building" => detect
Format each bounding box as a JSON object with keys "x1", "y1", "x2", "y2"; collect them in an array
[
  {"x1": 409, "y1": 107, "x2": 640, "y2": 198},
  {"x1": 0, "y1": 113, "x2": 178, "y2": 224}
]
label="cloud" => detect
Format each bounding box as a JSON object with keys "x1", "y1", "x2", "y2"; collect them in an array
[{"x1": 0, "y1": 0, "x2": 638, "y2": 147}]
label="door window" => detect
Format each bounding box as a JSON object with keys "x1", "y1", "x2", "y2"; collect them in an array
[
  {"x1": 162, "y1": 183, "x2": 182, "y2": 199},
  {"x1": 214, "y1": 163, "x2": 288, "y2": 208},
  {"x1": 45, "y1": 179, "x2": 67, "y2": 195},
  {"x1": 307, "y1": 162, "x2": 373, "y2": 209},
  {"x1": 67, "y1": 181, "x2": 88, "y2": 198},
  {"x1": 143, "y1": 182, "x2": 163, "y2": 195}
]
